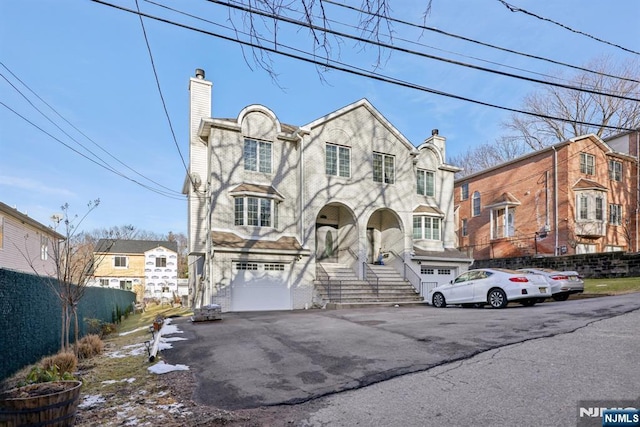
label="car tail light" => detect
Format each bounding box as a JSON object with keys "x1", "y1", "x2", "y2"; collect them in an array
[
  {"x1": 551, "y1": 275, "x2": 568, "y2": 280},
  {"x1": 509, "y1": 277, "x2": 529, "y2": 282}
]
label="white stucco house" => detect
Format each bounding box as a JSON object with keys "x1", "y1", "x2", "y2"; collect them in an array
[{"x1": 184, "y1": 69, "x2": 472, "y2": 312}]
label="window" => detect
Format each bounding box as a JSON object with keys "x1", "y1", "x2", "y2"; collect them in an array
[
  {"x1": 156, "y1": 257, "x2": 167, "y2": 268},
  {"x1": 119, "y1": 280, "x2": 132, "y2": 291},
  {"x1": 417, "y1": 169, "x2": 435, "y2": 196},
  {"x1": 461, "y1": 183, "x2": 469, "y2": 201},
  {"x1": 99, "y1": 279, "x2": 109, "y2": 287},
  {"x1": 608, "y1": 160, "x2": 622, "y2": 181},
  {"x1": 236, "y1": 262, "x2": 258, "y2": 270},
  {"x1": 234, "y1": 197, "x2": 278, "y2": 228},
  {"x1": 579, "y1": 153, "x2": 595, "y2": 175},
  {"x1": 244, "y1": 138, "x2": 272, "y2": 173},
  {"x1": 413, "y1": 216, "x2": 441, "y2": 240},
  {"x1": 114, "y1": 256, "x2": 128, "y2": 268},
  {"x1": 40, "y1": 235, "x2": 48, "y2": 261},
  {"x1": 438, "y1": 269, "x2": 451, "y2": 275},
  {"x1": 578, "y1": 195, "x2": 588, "y2": 220},
  {"x1": 461, "y1": 218, "x2": 468, "y2": 237},
  {"x1": 609, "y1": 204, "x2": 622, "y2": 226},
  {"x1": 373, "y1": 153, "x2": 395, "y2": 184},
  {"x1": 472, "y1": 191, "x2": 481, "y2": 216},
  {"x1": 326, "y1": 144, "x2": 350, "y2": 177},
  {"x1": 595, "y1": 196, "x2": 603, "y2": 221},
  {"x1": 421, "y1": 267, "x2": 435, "y2": 275},
  {"x1": 264, "y1": 263, "x2": 285, "y2": 271}
]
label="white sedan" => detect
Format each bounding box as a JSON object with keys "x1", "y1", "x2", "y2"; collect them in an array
[
  {"x1": 517, "y1": 268, "x2": 584, "y2": 301},
  {"x1": 428, "y1": 268, "x2": 550, "y2": 309}
]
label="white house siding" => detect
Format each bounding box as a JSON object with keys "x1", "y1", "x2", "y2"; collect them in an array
[{"x1": 186, "y1": 71, "x2": 472, "y2": 311}]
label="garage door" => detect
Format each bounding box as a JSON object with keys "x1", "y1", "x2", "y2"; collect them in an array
[
  {"x1": 420, "y1": 266, "x2": 457, "y2": 295},
  {"x1": 231, "y1": 262, "x2": 291, "y2": 311}
]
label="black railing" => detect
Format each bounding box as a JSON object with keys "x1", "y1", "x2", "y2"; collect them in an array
[{"x1": 363, "y1": 262, "x2": 380, "y2": 297}]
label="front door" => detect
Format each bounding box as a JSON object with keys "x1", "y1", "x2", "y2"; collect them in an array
[{"x1": 316, "y1": 225, "x2": 338, "y2": 263}]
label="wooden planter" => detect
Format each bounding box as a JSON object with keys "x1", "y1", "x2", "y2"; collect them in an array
[{"x1": 0, "y1": 380, "x2": 82, "y2": 427}]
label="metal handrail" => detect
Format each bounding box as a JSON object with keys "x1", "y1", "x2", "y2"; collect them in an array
[
  {"x1": 363, "y1": 262, "x2": 379, "y2": 297},
  {"x1": 389, "y1": 249, "x2": 421, "y2": 293},
  {"x1": 317, "y1": 263, "x2": 342, "y2": 302},
  {"x1": 404, "y1": 264, "x2": 422, "y2": 293}
]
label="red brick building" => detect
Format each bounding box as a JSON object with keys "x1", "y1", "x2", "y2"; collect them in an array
[{"x1": 454, "y1": 134, "x2": 638, "y2": 260}]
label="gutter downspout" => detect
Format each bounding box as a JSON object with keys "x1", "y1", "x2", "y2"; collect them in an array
[
  {"x1": 551, "y1": 146, "x2": 559, "y2": 254},
  {"x1": 294, "y1": 129, "x2": 305, "y2": 245}
]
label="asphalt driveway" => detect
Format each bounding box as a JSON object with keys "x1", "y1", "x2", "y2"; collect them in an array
[{"x1": 161, "y1": 293, "x2": 640, "y2": 410}]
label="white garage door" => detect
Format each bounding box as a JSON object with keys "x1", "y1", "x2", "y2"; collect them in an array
[
  {"x1": 420, "y1": 266, "x2": 457, "y2": 295},
  {"x1": 231, "y1": 262, "x2": 291, "y2": 312}
]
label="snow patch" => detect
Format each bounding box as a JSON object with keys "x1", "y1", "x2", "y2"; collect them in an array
[
  {"x1": 148, "y1": 361, "x2": 189, "y2": 374},
  {"x1": 78, "y1": 394, "x2": 106, "y2": 409},
  {"x1": 119, "y1": 326, "x2": 149, "y2": 336}
]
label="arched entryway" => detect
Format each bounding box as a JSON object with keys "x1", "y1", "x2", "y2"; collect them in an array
[
  {"x1": 315, "y1": 203, "x2": 357, "y2": 263},
  {"x1": 366, "y1": 208, "x2": 404, "y2": 263}
]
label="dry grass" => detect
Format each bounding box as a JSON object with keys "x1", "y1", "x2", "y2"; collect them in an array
[
  {"x1": 41, "y1": 351, "x2": 78, "y2": 376},
  {"x1": 77, "y1": 334, "x2": 104, "y2": 359}
]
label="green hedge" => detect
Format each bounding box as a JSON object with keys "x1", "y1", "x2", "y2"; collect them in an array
[{"x1": 0, "y1": 268, "x2": 136, "y2": 382}]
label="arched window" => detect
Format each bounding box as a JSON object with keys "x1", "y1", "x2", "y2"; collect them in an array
[{"x1": 472, "y1": 191, "x2": 481, "y2": 217}]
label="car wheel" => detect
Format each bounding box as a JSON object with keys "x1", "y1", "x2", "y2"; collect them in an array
[
  {"x1": 432, "y1": 293, "x2": 446, "y2": 308},
  {"x1": 552, "y1": 293, "x2": 570, "y2": 302},
  {"x1": 521, "y1": 299, "x2": 536, "y2": 307},
  {"x1": 488, "y1": 288, "x2": 508, "y2": 309}
]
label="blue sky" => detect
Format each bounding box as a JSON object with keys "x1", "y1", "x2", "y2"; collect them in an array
[{"x1": 1, "y1": 0, "x2": 638, "y2": 235}]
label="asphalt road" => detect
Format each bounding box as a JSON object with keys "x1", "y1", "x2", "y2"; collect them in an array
[
  {"x1": 162, "y1": 292, "x2": 640, "y2": 419},
  {"x1": 299, "y1": 307, "x2": 640, "y2": 427}
]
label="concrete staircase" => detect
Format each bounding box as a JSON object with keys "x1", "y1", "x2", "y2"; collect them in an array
[{"x1": 315, "y1": 263, "x2": 423, "y2": 309}]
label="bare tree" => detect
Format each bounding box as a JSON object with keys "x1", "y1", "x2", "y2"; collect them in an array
[
  {"x1": 450, "y1": 135, "x2": 530, "y2": 177},
  {"x1": 223, "y1": 0, "x2": 432, "y2": 79},
  {"x1": 503, "y1": 56, "x2": 640, "y2": 150},
  {"x1": 17, "y1": 200, "x2": 114, "y2": 353}
]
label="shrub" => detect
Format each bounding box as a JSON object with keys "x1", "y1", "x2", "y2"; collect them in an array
[
  {"x1": 22, "y1": 364, "x2": 75, "y2": 386},
  {"x1": 41, "y1": 351, "x2": 77, "y2": 376},
  {"x1": 100, "y1": 322, "x2": 117, "y2": 337},
  {"x1": 84, "y1": 317, "x2": 103, "y2": 335},
  {"x1": 77, "y1": 334, "x2": 104, "y2": 359}
]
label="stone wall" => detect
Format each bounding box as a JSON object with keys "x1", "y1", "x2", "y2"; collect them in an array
[{"x1": 470, "y1": 252, "x2": 640, "y2": 278}]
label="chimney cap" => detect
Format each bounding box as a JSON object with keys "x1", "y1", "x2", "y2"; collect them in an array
[
  {"x1": 431, "y1": 129, "x2": 439, "y2": 136},
  {"x1": 195, "y1": 68, "x2": 205, "y2": 79}
]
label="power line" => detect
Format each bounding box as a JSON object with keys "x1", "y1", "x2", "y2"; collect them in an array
[
  {"x1": 496, "y1": 0, "x2": 640, "y2": 56},
  {"x1": 324, "y1": 0, "x2": 640, "y2": 84},
  {"x1": 0, "y1": 101, "x2": 185, "y2": 200},
  {"x1": 94, "y1": 0, "x2": 636, "y2": 132},
  {"x1": 133, "y1": 0, "x2": 200, "y2": 194},
  {"x1": 0, "y1": 61, "x2": 183, "y2": 197},
  {"x1": 202, "y1": 0, "x2": 640, "y2": 102}
]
